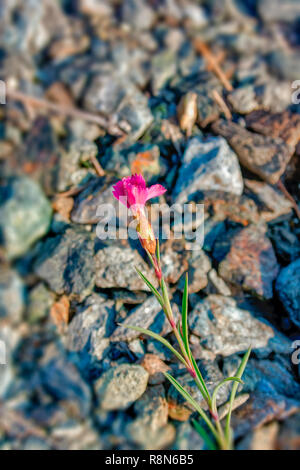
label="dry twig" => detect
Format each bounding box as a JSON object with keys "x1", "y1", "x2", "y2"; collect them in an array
[
  {"x1": 6, "y1": 88, "x2": 124, "y2": 136},
  {"x1": 194, "y1": 39, "x2": 233, "y2": 92},
  {"x1": 211, "y1": 89, "x2": 232, "y2": 120}
]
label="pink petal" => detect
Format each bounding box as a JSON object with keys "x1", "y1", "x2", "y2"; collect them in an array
[
  {"x1": 146, "y1": 184, "x2": 167, "y2": 201},
  {"x1": 128, "y1": 174, "x2": 146, "y2": 189},
  {"x1": 112, "y1": 175, "x2": 165, "y2": 210},
  {"x1": 112, "y1": 180, "x2": 129, "y2": 207},
  {"x1": 124, "y1": 182, "x2": 147, "y2": 207}
]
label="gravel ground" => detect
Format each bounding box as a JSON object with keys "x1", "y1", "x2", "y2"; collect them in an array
[{"x1": 0, "y1": 0, "x2": 300, "y2": 450}]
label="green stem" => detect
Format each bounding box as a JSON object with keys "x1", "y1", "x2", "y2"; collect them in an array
[
  {"x1": 151, "y1": 245, "x2": 230, "y2": 450},
  {"x1": 215, "y1": 418, "x2": 229, "y2": 450}
]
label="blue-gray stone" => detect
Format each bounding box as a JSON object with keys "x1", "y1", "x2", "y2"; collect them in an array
[
  {"x1": 0, "y1": 176, "x2": 52, "y2": 259},
  {"x1": 173, "y1": 136, "x2": 243, "y2": 203},
  {"x1": 276, "y1": 258, "x2": 300, "y2": 328}
]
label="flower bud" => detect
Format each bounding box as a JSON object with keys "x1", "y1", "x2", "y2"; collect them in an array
[{"x1": 136, "y1": 214, "x2": 156, "y2": 254}]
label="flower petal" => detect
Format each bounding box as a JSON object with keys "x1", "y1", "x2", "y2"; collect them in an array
[
  {"x1": 146, "y1": 184, "x2": 167, "y2": 201},
  {"x1": 112, "y1": 180, "x2": 129, "y2": 207},
  {"x1": 128, "y1": 174, "x2": 146, "y2": 189}
]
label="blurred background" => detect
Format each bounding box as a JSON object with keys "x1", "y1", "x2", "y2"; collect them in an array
[{"x1": 0, "y1": 0, "x2": 300, "y2": 450}]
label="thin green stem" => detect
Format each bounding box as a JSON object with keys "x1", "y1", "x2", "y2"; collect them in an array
[
  {"x1": 195, "y1": 377, "x2": 211, "y2": 406},
  {"x1": 214, "y1": 417, "x2": 229, "y2": 450},
  {"x1": 148, "y1": 241, "x2": 232, "y2": 450}
]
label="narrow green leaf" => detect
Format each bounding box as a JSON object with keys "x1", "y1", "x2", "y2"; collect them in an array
[
  {"x1": 164, "y1": 372, "x2": 218, "y2": 440},
  {"x1": 192, "y1": 419, "x2": 217, "y2": 450},
  {"x1": 156, "y1": 238, "x2": 161, "y2": 264},
  {"x1": 190, "y1": 355, "x2": 210, "y2": 401},
  {"x1": 225, "y1": 347, "x2": 251, "y2": 442},
  {"x1": 160, "y1": 278, "x2": 168, "y2": 302},
  {"x1": 135, "y1": 268, "x2": 164, "y2": 308},
  {"x1": 123, "y1": 325, "x2": 188, "y2": 367},
  {"x1": 177, "y1": 319, "x2": 184, "y2": 342},
  {"x1": 145, "y1": 250, "x2": 156, "y2": 271},
  {"x1": 181, "y1": 273, "x2": 192, "y2": 361},
  {"x1": 160, "y1": 278, "x2": 173, "y2": 316},
  {"x1": 211, "y1": 377, "x2": 243, "y2": 416}
]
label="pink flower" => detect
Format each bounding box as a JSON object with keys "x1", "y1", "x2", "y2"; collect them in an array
[
  {"x1": 112, "y1": 174, "x2": 166, "y2": 255},
  {"x1": 112, "y1": 174, "x2": 166, "y2": 212}
]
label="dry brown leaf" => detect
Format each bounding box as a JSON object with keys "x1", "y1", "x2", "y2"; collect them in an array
[{"x1": 50, "y1": 295, "x2": 70, "y2": 330}]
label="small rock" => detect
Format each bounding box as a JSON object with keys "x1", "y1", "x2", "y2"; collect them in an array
[
  {"x1": 79, "y1": 0, "x2": 113, "y2": 17},
  {"x1": 189, "y1": 295, "x2": 274, "y2": 356},
  {"x1": 48, "y1": 31, "x2": 89, "y2": 61},
  {"x1": 241, "y1": 357, "x2": 300, "y2": 399},
  {"x1": 256, "y1": 80, "x2": 293, "y2": 113},
  {"x1": 237, "y1": 422, "x2": 279, "y2": 450},
  {"x1": 128, "y1": 420, "x2": 175, "y2": 450},
  {"x1": 227, "y1": 85, "x2": 259, "y2": 114},
  {"x1": 50, "y1": 420, "x2": 101, "y2": 450},
  {"x1": 0, "y1": 267, "x2": 25, "y2": 323},
  {"x1": 172, "y1": 421, "x2": 206, "y2": 450},
  {"x1": 130, "y1": 145, "x2": 162, "y2": 181},
  {"x1": 95, "y1": 364, "x2": 149, "y2": 411},
  {"x1": 128, "y1": 339, "x2": 145, "y2": 359},
  {"x1": 196, "y1": 92, "x2": 220, "y2": 128},
  {"x1": 140, "y1": 354, "x2": 170, "y2": 385},
  {"x1": 56, "y1": 139, "x2": 98, "y2": 193},
  {"x1": 218, "y1": 393, "x2": 250, "y2": 421},
  {"x1": 112, "y1": 289, "x2": 147, "y2": 305},
  {"x1": 245, "y1": 110, "x2": 300, "y2": 153},
  {"x1": 34, "y1": 228, "x2": 95, "y2": 300},
  {"x1": 277, "y1": 414, "x2": 300, "y2": 450},
  {"x1": 110, "y1": 297, "x2": 162, "y2": 342},
  {"x1": 207, "y1": 269, "x2": 231, "y2": 296},
  {"x1": 0, "y1": 176, "x2": 52, "y2": 260},
  {"x1": 121, "y1": 0, "x2": 156, "y2": 31},
  {"x1": 173, "y1": 136, "x2": 244, "y2": 203},
  {"x1": 17, "y1": 117, "x2": 61, "y2": 195},
  {"x1": 95, "y1": 245, "x2": 157, "y2": 291},
  {"x1": 127, "y1": 385, "x2": 174, "y2": 450},
  {"x1": 269, "y1": 50, "x2": 300, "y2": 81},
  {"x1": 183, "y1": 3, "x2": 208, "y2": 28},
  {"x1": 84, "y1": 75, "x2": 153, "y2": 140},
  {"x1": 212, "y1": 119, "x2": 293, "y2": 185},
  {"x1": 27, "y1": 283, "x2": 55, "y2": 323},
  {"x1": 177, "y1": 92, "x2": 198, "y2": 136},
  {"x1": 65, "y1": 294, "x2": 115, "y2": 362},
  {"x1": 151, "y1": 50, "x2": 177, "y2": 95},
  {"x1": 218, "y1": 223, "x2": 279, "y2": 299},
  {"x1": 0, "y1": 325, "x2": 21, "y2": 399},
  {"x1": 276, "y1": 258, "x2": 300, "y2": 328},
  {"x1": 39, "y1": 355, "x2": 92, "y2": 419},
  {"x1": 245, "y1": 179, "x2": 293, "y2": 222},
  {"x1": 268, "y1": 221, "x2": 300, "y2": 264},
  {"x1": 178, "y1": 250, "x2": 211, "y2": 293},
  {"x1": 21, "y1": 437, "x2": 52, "y2": 451},
  {"x1": 231, "y1": 380, "x2": 299, "y2": 439},
  {"x1": 258, "y1": 0, "x2": 300, "y2": 23},
  {"x1": 161, "y1": 241, "x2": 189, "y2": 285},
  {"x1": 52, "y1": 196, "x2": 74, "y2": 222},
  {"x1": 71, "y1": 177, "x2": 117, "y2": 225},
  {"x1": 211, "y1": 197, "x2": 260, "y2": 226}
]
